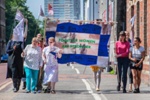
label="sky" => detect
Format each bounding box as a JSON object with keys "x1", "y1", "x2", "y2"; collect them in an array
[{"x1": 26, "y1": 0, "x2": 44, "y2": 19}]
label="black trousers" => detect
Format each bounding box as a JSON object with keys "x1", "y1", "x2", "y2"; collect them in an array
[{"x1": 117, "y1": 57, "x2": 129, "y2": 90}]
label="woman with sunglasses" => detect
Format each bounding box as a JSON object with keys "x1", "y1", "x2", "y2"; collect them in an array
[
  {"x1": 115, "y1": 31, "x2": 130, "y2": 93},
  {"x1": 129, "y1": 37, "x2": 145, "y2": 93},
  {"x1": 42, "y1": 37, "x2": 62, "y2": 94}
]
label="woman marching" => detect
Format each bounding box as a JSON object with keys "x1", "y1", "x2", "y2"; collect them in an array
[
  {"x1": 125, "y1": 31, "x2": 133, "y2": 92},
  {"x1": 42, "y1": 37, "x2": 62, "y2": 94},
  {"x1": 115, "y1": 31, "x2": 130, "y2": 93},
  {"x1": 129, "y1": 37, "x2": 145, "y2": 93},
  {"x1": 90, "y1": 66, "x2": 103, "y2": 91},
  {"x1": 21, "y1": 37, "x2": 43, "y2": 93},
  {"x1": 6, "y1": 34, "x2": 24, "y2": 92}
]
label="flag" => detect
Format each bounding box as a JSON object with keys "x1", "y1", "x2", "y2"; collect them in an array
[
  {"x1": 39, "y1": 5, "x2": 45, "y2": 17},
  {"x1": 130, "y1": 15, "x2": 136, "y2": 27},
  {"x1": 13, "y1": 19, "x2": 24, "y2": 41},
  {"x1": 15, "y1": 9, "x2": 24, "y2": 21},
  {"x1": 48, "y1": 4, "x2": 54, "y2": 15}
]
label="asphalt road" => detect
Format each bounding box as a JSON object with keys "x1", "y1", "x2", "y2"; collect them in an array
[{"x1": 0, "y1": 63, "x2": 150, "y2": 100}]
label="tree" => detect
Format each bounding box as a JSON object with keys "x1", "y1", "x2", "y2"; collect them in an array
[
  {"x1": 5, "y1": 0, "x2": 41, "y2": 44},
  {"x1": 36, "y1": 19, "x2": 45, "y2": 37}
]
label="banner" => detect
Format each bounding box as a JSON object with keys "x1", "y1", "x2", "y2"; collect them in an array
[
  {"x1": 45, "y1": 21, "x2": 111, "y2": 67},
  {"x1": 13, "y1": 19, "x2": 24, "y2": 41},
  {"x1": 15, "y1": 9, "x2": 24, "y2": 21}
]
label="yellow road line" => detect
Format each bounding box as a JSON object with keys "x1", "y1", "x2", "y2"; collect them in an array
[{"x1": 0, "y1": 81, "x2": 12, "y2": 91}]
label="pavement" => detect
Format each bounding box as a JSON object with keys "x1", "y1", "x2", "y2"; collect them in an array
[{"x1": 0, "y1": 63, "x2": 150, "y2": 100}]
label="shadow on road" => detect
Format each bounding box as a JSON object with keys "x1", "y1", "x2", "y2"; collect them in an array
[
  {"x1": 96, "y1": 89, "x2": 150, "y2": 94},
  {"x1": 56, "y1": 90, "x2": 89, "y2": 94}
]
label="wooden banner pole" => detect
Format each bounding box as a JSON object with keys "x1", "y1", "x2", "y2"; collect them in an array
[{"x1": 43, "y1": 17, "x2": 118, "y2": 24}]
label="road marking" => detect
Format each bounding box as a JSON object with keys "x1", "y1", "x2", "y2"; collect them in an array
[
  {"x1": 70, "y1": 64, "x2": 74, "y2": 69},
  {"x1": 0, "y1": 81, "x2": 12, "y2": 91},
  {"x1": 75, "y1": 68, "x2": 80, "y2": 74},
  {"x1": 87, "y1": 79, "x2": 108, "y2": 100},
  {"x1": 82, "y1": 79, "x2": 102, "y2": 100},
  {"x1": 72, "y1": 65, "x2": 102, "y2": 100}
]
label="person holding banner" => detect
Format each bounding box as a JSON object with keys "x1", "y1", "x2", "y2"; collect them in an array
[
  {"x1": 129, "y1": 37, "x2": 145, "y2": 93},
  {"x1": 115, "y1": 31, "x2": 130, "y2": 93},
  {"x1": 37, "y1": 33, "x2": 42, "y2": 42},
  {"x1": 90, "y1": 66, "x2": 103, "y2": 91},
  {"x1": 42, "y1": 37, "x2": 62, "y2": 94},
  {"x1": 21, "y1": 37, "x2": 43, "y2": 93}
]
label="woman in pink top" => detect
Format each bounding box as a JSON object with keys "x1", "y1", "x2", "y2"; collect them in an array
[{"x1": 115, "y1": 31, "x2": 130, "y2": 93}]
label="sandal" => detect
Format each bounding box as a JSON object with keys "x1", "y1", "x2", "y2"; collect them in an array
[
  {"x1": 44, "y1": 88, "x2": 47, "y2": 93},
  {"x1": 96, "y1": 88, "x2": 100, "y2": 91},
  {"x1": 127, "y1": 89, "x2": 133, "y2": 92},
  {"x1": 44, "y1": 88, "x2": 51, "y2": 93},
  {"x1": 47, "y1": 89, "x2": 51, "y2": 93},
  {"x1": 51, "y1": 90, "x2": 56, "y2": 94}
]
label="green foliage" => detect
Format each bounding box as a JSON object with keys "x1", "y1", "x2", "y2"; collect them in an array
[{"x1": 5, "y1": 0, "x2": 41, "y2": 44}]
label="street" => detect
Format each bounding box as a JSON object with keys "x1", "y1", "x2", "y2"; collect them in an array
[{"x1": 0, "y1": 63, "x2": 150, "y2": 100}]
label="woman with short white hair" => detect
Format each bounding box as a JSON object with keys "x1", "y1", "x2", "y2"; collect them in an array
[
  {"x1": 22, "y1": 37, "x2": 43, "y2": 93},
  {"x1": 42, "y1": 37, "x2": 62, "y2": 94}
]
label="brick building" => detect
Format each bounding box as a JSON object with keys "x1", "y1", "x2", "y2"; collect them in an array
[
  {"x1": 0, "y1": 0, "x2": 6, "y2": 58},
  {"x1": 126, "y1": 0, "x2": 150, "y2": 84}
]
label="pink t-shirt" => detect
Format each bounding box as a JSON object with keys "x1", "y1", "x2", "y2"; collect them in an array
[{"x1": 115, "y1": 41, "x2": 130, "y2": 57}]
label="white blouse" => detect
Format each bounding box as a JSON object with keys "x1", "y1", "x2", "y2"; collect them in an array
[
  {"x1": 23, "y1": 44, "x2": 43, "y2": 70},
  {"x1": 42, "y1": 46, "x2": 60, "y2": 69}
]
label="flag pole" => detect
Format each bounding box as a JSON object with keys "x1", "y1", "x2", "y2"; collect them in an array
[
  {"x1": 83, "y1": 66, "x2": 87, "y2": 74},
  {"x1": 34, "y1": 15, "x2": 40, "y2": 37},
  {"x1": 43, "y1": 17, "x2": 47, "y2": 39},
  {"x1": 10, "y1": 19, "x2": 16, "y2": 38},
  {"x1": 43, "y1": 17, "x2": 118, "y2": 23}
]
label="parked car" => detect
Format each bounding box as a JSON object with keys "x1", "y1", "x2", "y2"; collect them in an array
[{"x1": 0, "y1": 54, "x2": 8, "y2": 62}]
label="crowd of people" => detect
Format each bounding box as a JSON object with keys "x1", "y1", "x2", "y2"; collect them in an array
[
  {"x1": 89, "y1": 30, "x2": 145, "y2": 94},
  {"x1": 6, "y1": 33, "x2": 62, "y2": 94},
  {"x1": 6, "y1": 21, "x2": 145, "y2": 94},
  {"x1": 115, "y1": 31, "x2": 145, "y2": 93}
]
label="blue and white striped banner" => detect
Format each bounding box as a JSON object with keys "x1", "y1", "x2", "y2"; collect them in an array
[{"x1": 46, "y1": 21, "x2": 111, "y2": 67}]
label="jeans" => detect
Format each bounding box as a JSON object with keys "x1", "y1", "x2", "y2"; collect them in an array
[
  {"x1": 24, "y1": 67, "x2": 39, "y2": 91},
  {"x1": 117, "y1": 57, "x2": 129, "y2": 90}
]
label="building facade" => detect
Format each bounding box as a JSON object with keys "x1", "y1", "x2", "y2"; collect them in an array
[
  {"x1": 44, "y1": 0, "x2": 81, "y2": 20},
  {"x1": 85, "y1": 0, "x2": 100, "y2": 21},
  {"x1": 0, "y1": 0, "x2": 5, "y2": 57},
  {"x1": 126, "y1": 0, "x2": 150, "y2": 84}
]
